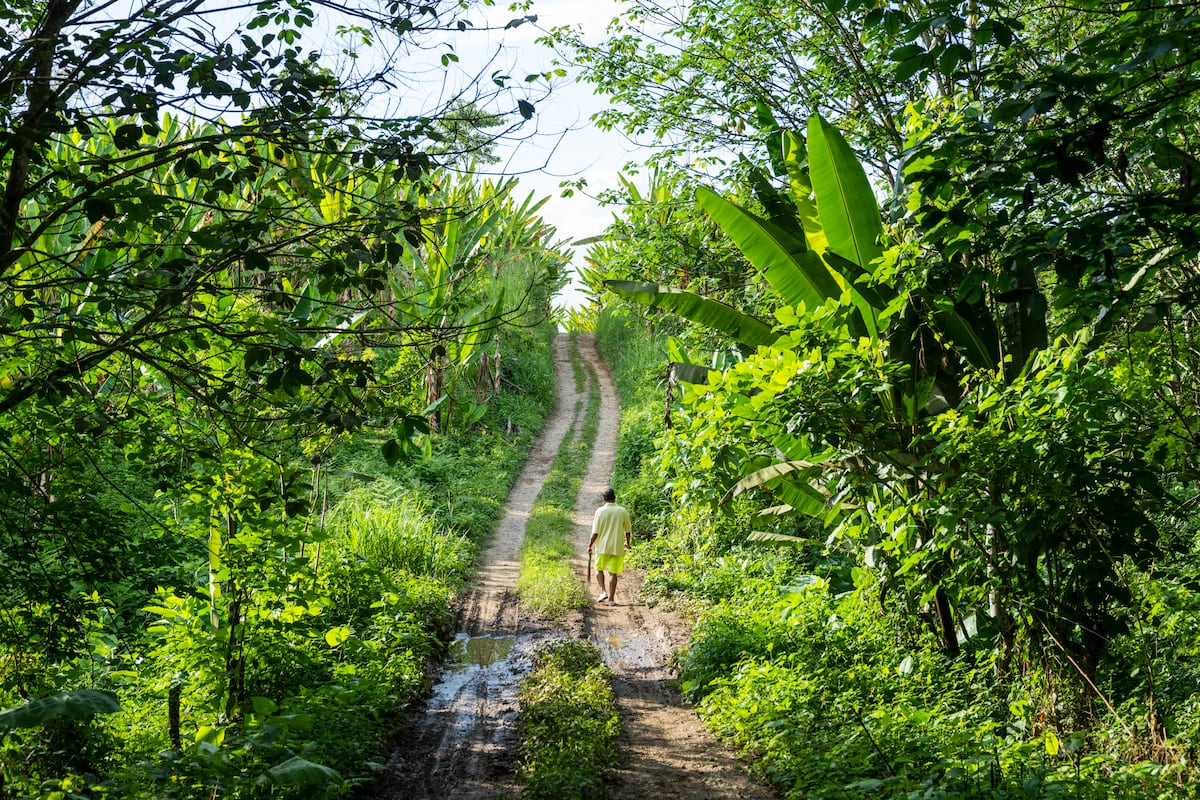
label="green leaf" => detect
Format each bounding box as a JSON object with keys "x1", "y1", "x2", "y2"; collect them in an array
[
  {"x1": 753, "y1": 102, "x2": 786, "y2": 175},
  {"x1": 931, "y1": 298, "x2": 1001, "y2": 370},
  {"x1": 381, "y1": 438, "x2": 404, "y2": 467},
  {"x1": 806, "y1": 115, "x2": 884, "y2": 270},
  {"x1": 517, "y1": 99, "x2": 535, "y2": 120},
  {"x1": 670, "y1": 362, "x2": 713, "y2": 385},
  {"x1": 721, "y1": 460, "x2": 822, "y2": 504},
  {"x1": 250, "y1": 696, "x2": 279, "y2": 717},
  {"x1": 722, "y1": 462, "x2": 832, "y2": 519},
  {"x1": 772, "y1": 479, "x2": 831, "y2": 518},
  {"x1": 782, "y1": 131, "x2": 827, "y2": 254},
  {"x1": 83, "y1": 197, "x2": 116, "y2": 222},
  {"x1": 695, "y1": 187, "x2": 843, "y2": 311},
  {"x1": 0, "y1": 690, "x2": 120, "y2": 732},
  {"x1": 747, "y1": 531, "x2": 807, "y2": 543},
  {"x1": 605, "y1": 280, "x2": 779, "y2": 348},
  {"x1": 823, "y1": 249, "x2": 889, "y2": 334},
  {"x1": 324, "y1": 626, "x2": 352, "y2": 647},
  {"x1": 258, "y1": 756, "x2": 344, "y2": 787},
  {"x1": 742, "y1": 155, "x2": 802, "y2": 237}
]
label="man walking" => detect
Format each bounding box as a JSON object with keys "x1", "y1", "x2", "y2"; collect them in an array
[{"x1": 588, "y1": 488, "x2": 631, "y2": 605}]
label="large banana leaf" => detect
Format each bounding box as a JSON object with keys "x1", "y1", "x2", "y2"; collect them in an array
[
  {"x1": 720, "y1": 459, "x2": 823, "y2": 503},
  {"x1": 807, "y1": 115, "x2": 885, "y2": 271},
  {"x1": 741, "y1": 154, "x2": 805, "y2": 239},
  {"x1": 721, "y1": 460, "x2": 831, "y2": 518},
  {"x1": 782, "y1": 130, "x2": 828, "y2": 257},
  {"x1": 670, "y1": 361, "x2": 714, "y2": 385},
  {"x1": 0, "y1": 690, "x2": 120, "y2": 732},
  {"x1": 695, "y1": 187, "x2": 844, "y2": 312},
  {"x1": 605, "y1": 280, "x2": 779, "y2": 348},
  {"x1": 930, "y1": 297, "x2": 1002, "y2": 371}
]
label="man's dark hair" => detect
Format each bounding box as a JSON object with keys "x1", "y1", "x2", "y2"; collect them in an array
[{"x1": 603, "y1": 488, "x2": 616, "y2": 503}]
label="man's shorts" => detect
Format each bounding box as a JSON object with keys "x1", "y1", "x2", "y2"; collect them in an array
[{"x1": 594, "y1": 552, "x2": 625, "y2": 575}]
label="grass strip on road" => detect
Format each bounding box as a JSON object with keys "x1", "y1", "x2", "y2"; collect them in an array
[
  {"x1": 517, "y1": 639, "x2": 619, "y2": 800},
  {"x1": 515, "y1": 336, "x2": 599, "y2": 617}
]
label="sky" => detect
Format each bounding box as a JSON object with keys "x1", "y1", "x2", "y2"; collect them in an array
[
  {"x1": 222, "y1": 0, "x2": 640, "y2": 310},
  {"x1": 431, "y1": 0, "x2": 641, "y2": 309}
]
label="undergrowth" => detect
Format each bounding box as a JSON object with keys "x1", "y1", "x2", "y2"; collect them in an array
[
  {"x1": 517, "y1": 638, "x2": 619, "y2": 800},
  {"x1": 0, "y1": 326, "x2": 559, "y2": 798}
]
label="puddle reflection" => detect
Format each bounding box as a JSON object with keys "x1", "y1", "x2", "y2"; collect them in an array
[{"x1": 450, "y1": 633, "x2": 517, "y2": 668}]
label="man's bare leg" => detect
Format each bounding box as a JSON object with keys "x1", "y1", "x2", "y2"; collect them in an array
[
  {"x1": 607, "y1": 573, "x2": 619, "y2": 604},
  {"x1": 595, "y1": 570, "x2": 608, "y2": 598}
]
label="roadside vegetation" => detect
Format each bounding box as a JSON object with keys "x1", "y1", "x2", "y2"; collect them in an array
[
  {"x1": 0, "y1": 318, "x2": 560, "y2": 797},
  {"x1": 572, "y1": 3, "x2": 1200, "y2": 797},
  {"x1": 597, "y1": 309, "x2": 1199, "y2": 799},
  {"x1": 0, "y1": 2, "x2": 568, "y2": 792}
]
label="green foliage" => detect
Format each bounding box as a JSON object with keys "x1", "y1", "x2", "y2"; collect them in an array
[
  {"x1": 325, "y1": 483, "x2": 472, "y2": 584},
  {"x1": 593, "y1": 309, "x2": 683, "y2": 531},
  {"x1": 0, "y1": 299, "x2": 558, "y2": 796},
  {"x1": 0, "y1": 0, "x2": 569, "y2": 795},
  {"x1": 594, "y1": 309, "x2": 666, "y2": 410},
  {"x1": 683, "y1": 581, "x2": 1189, "y2": 799},
  {"x1": 575, "y1": 169, "x2": 757, "y2": 313},
  {"x1": 598, "y1": 288, "x2": 1199, "y2": 796},
  {"x1": 0, "y1": 690, "x2": 120, "y2": 733},
  {"x1": 518, "y1": 639, "x2": 618, "y2": 800}
]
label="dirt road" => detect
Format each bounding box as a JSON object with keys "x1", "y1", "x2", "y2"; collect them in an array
[{"x1": 373, "y1": 333, "x2": 774, "y2": 800}]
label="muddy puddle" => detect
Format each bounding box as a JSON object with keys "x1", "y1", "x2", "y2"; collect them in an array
[
  {"x1": 450, "y1": 633, "x2": 517, "y2": 668},
  {"x1": 426, "y1": 633, "x2": 529, "y2": 712},
  {"x1": 593, "y1": 626, "x2": 655, "y2": 668},
  {"x1": 383, "y1": 632, "x2": 537, "y2": 798}
]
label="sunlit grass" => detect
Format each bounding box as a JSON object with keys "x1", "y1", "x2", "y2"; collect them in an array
[{"x1": 324, "y1": 479, "x2": 473, "y2": 585}]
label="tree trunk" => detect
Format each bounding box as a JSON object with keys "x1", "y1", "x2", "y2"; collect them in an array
[
  {"x1": 934, "y1": 584, "x2": 960, "y2": 658},
  {"x1": 168, "y1": 682, "x2": 182, "y2": 750}
]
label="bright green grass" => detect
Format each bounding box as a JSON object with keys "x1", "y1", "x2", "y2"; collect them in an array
[{"x1": 324, "y1": 479, "x2": 473, "y2": 586}]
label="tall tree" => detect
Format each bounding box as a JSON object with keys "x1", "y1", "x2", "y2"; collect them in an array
[{"x1": 0, "y1": 0, "x2": 569, "y2": 710}]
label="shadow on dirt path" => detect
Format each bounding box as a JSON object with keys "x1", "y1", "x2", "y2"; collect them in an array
[{"x1": 370, "y1": 333, "x2": 773, "y2": 800}]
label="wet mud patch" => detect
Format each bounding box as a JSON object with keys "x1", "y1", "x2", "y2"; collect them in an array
[{"x1": 451, "y1": 633, "x2": 517, "y2": 668}]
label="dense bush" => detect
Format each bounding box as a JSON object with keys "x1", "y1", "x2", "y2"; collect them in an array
[
  {"x1": 596, "y1": 304, "x2": 1200, "y2": 800},
  {"x1": 0, "y1": 324, "x2": 558, "y2": 797},
  {"x1": 682, "y1": 580, "x2": 1190, "y2": 799},
  {"x1": 518, "y1": 638, "x2": 619, "y2": 800}
]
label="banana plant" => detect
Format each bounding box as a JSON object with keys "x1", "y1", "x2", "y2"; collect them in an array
[
  {"x1": 608, "y1": 115, "x2": 1002, "y2": 522},
  {"x1": 385, "y1": 174, "x2": 567, "y2": 432}
]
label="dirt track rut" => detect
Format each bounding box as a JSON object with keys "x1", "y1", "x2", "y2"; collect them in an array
[{"x1": 372, "y1": 333, "x2": 774, "y2": 800}]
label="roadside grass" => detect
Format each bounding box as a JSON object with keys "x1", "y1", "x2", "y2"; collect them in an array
[
  {"x1": 518, "y1": 638, "x2": 619, "y2": 800},
  {"x1": 515, "y1": 336, "x2": 598, "y2": 617},
  {"x1": 324, "y1": 481, "x2": 473, "y2": 586}
]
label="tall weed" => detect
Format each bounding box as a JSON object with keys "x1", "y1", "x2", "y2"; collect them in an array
[{"x1": 324, "y1": 480, "x2": 472, "y2": 585}]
